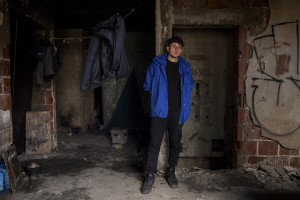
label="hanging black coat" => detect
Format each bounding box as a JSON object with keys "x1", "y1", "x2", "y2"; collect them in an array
[
  {"x1": 31, "y1": 39, "x2": 61, "y2": 84},
  {"x1": 80, "y1": 13, "x2": 128, "y2": 90}
]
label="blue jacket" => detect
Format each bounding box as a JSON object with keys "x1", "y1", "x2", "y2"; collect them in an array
[{"x1": 143, "y1": 54, "x2": 194, "y2": 124}]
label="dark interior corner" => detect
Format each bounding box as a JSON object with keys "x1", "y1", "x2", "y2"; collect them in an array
[
  {"x1": 8, "y1": 0, "x2": 155, "y2": 31},
  {"x1": 50, "y1": 0, "x2": 155, "y2": 31},
  {"x1": 9, "y1": 9, "x2": 37, "y2": 154}
]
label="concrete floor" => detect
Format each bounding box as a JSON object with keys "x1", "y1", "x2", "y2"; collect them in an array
[{"x1": 1, "y1": 130, "x2": 300, "y2": 200}]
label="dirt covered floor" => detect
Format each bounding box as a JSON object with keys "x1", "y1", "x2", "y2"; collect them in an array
[{"x1": 1, "y1": 130, "x2": 300, "y2": 200}]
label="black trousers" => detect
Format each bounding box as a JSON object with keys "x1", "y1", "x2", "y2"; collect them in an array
[{"x1": 145, "y1": 111, "x2": 182, "y2": 174}]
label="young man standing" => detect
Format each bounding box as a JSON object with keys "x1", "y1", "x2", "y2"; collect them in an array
[{"x1": 142, "y1": 36, "x2": 194, "y2": 194}]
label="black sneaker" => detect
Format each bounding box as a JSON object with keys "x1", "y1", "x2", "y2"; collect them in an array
[
  {"x1": 141, "y1": 173, "x2": 155, "y2": 194},
  {"x1": 165, "y1": 167, "x2": 178, "y2": 188}
]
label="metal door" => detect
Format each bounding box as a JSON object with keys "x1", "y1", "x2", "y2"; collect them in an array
[{"x1": 175, "y1": 28, "x2": 234, "y2": 168}]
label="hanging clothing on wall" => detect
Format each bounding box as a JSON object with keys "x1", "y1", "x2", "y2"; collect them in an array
[
  {"x1": 80, "y1": 13, "x2": 129, "y2": 91},
  {"x1": 31, "y1": 39, "x2": 61, "y2": 84}
]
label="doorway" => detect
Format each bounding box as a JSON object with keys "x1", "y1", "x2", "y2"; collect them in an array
[
  {"x1": 175, "y1": 28, "x2": 235, "y2": 169},
  {"x1": 10, "y1": 10, "x2": 36, "y2": 154}
]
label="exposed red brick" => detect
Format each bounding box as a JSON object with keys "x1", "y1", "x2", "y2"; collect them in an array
[
  {"x1": 235, "y1": 108, "x2": 250, "y2": 125},
  {"x1": 245, "y1": 125, "x2": 265, "y2": 140},
  {"x1": 290, "y1": 157, "x2": 300, "y2": 168},
  {"x1": 234, "y1": 60, "x2": 248, "y2": 75},
  {"x1": 258, "y1": 141, "x2": 278, "y2": 156},
  {"x1": 50, "y1": 120, "x2": 54, "y2": 133},
  {"x1": 173, "y1": 0, "x2": 184, "y2": 8},
  {"x1": 45, "y1": 77, "x2": 53, "y2": 89},
  {"x1": 279, "y1": 146, "x2": 299, "y2": 156},
  {"x1": 0, "y1": 78, "x2": 3, "y2": 94},
  {"x1": 230, "y1": 0, "x2": 248, "y2": 8},
  {"x1": 0, "y1": 60, "x2": 10, "y2": 76},
  {"x1": 236, "y1": 125, "x2": 264, "y2": 142},
  {"x1": 3, "y1": 45, "x2": 10, "y2": 59},
  {"x1": 234, "y1": 75, "x2": 245, "y2": 92},
  {"x1": 3, "y1": 78, "x2": 11, "y2": 94},
  {"x1": 236, "y1": 125, "x2": 244, "y2": 141},
  {"x1": 46, "y1": 90, "x2": 53, "y2": 104},
  {"x1": 47, "y1": 105, "x2": 54, "y2": 119},
  {"x1": 0, "y1": 95, "x2": 11, "y2": 110},
  {"x1": 220, "y1": 0, "x2": 228, "y2": 8},
  {"x1": 207, "y1": 0, "x2": 221, "y2": 8},
  {"x1": 244, "y1": 131, "x2": 268, "y2": 141},
  {"x1": 0, "y1": 127, "x2": 13, "y2": 148},
  {"x1": 184, "y1": 0, "x2": 205, "y2": 8},
  {"x1": 248, "y1": 156, "x2": 267, "y2": 164},
  {"x1": 241, "y1": 141, "x2": 257, "y2": 155},
  {"x1": 239, "y1": 43, "x2": 253, "y2": 59},
  {"x1": 250, "y1": 125, "x2": 260, "y2": 134},
  {"x1": 251, "y1": 0, "x2": 269, "y2": 8},
  {"x1": 235, "y1": 92, "x2": 245, "y2": 108},
  {"x1": 206, "y1": 0, "x2": 228, "y2": 8},
  {"x1": 238, "y1": 28, "x2": 248, "y2": 43},
  {"x1": 268, "y1": 156, "x2": 289, "y2": 167}
]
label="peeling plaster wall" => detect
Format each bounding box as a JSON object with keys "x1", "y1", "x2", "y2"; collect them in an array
[{"x1": 246, "y1": 0, "x2": 300, "y2": 149}]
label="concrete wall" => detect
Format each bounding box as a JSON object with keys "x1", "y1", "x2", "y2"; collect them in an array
[
  {"x1": 55, "y1": 30, "x2": 96, "y2": 132},
  {"x1": 0, "y1": 0, "x2": 13, "y2": 152},
  {"x1": 55, "y1": 30, "x2": 154, "y2": 132}
]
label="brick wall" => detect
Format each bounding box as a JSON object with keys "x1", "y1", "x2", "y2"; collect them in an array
[
  {"x1": 0, "y1": 45, "x2": 13, "y2": 151},
  {"x1": 233, "y1": 27, "x2": 300, "y2": 168},
  {"x1": 31, "y1": 73, "x2": 56, "y2": 149}
]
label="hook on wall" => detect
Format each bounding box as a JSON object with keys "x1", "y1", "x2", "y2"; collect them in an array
[{"x1": 123, "y1": 8, "x2": 135, "y2": 20}]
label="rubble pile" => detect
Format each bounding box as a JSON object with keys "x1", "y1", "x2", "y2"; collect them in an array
[
  {"x1": 173, "y1": 164, "x2": 300, "y2": 193},
  {"x1": 242, "y1": 164, "x2": 300, "y2": 190}
]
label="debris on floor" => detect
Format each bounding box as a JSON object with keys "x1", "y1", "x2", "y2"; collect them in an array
[
  {"x1": 1, "y1": 132, "x2": 300, "y2": 200},
  {"x1": 112, "y1": 144, "x2": 123, "y2": 149}
]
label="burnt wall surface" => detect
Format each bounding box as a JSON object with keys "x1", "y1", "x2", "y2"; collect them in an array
[
  {"x1": 31, "y1": 76, "x2": 56, "y2": 149},
  {"x1": 55, "y1": 30, "x2": 94, "y2": 132},
  {"x1": 55, "y1": 30, "x2": 154, "y2": 131},
  {"x1": 0, "y1": 1, "x2": 13, "y2": 152}
]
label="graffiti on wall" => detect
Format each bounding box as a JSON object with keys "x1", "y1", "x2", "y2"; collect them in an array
[{"x1": 249, "y1": 20, "x2": 300, "y2": 138}]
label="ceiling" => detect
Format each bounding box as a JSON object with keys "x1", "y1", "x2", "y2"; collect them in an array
[
  {"x1": 47, "y1": 0, "x2": 155, "y2": 31},
  {"x1": 7, "y1": 0, "x2": 154, "y2": 31}
]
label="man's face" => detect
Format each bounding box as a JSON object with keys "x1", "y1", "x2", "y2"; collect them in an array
[{"x1": 167, "y1": 42, "x2": 183, "y2": 58}]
